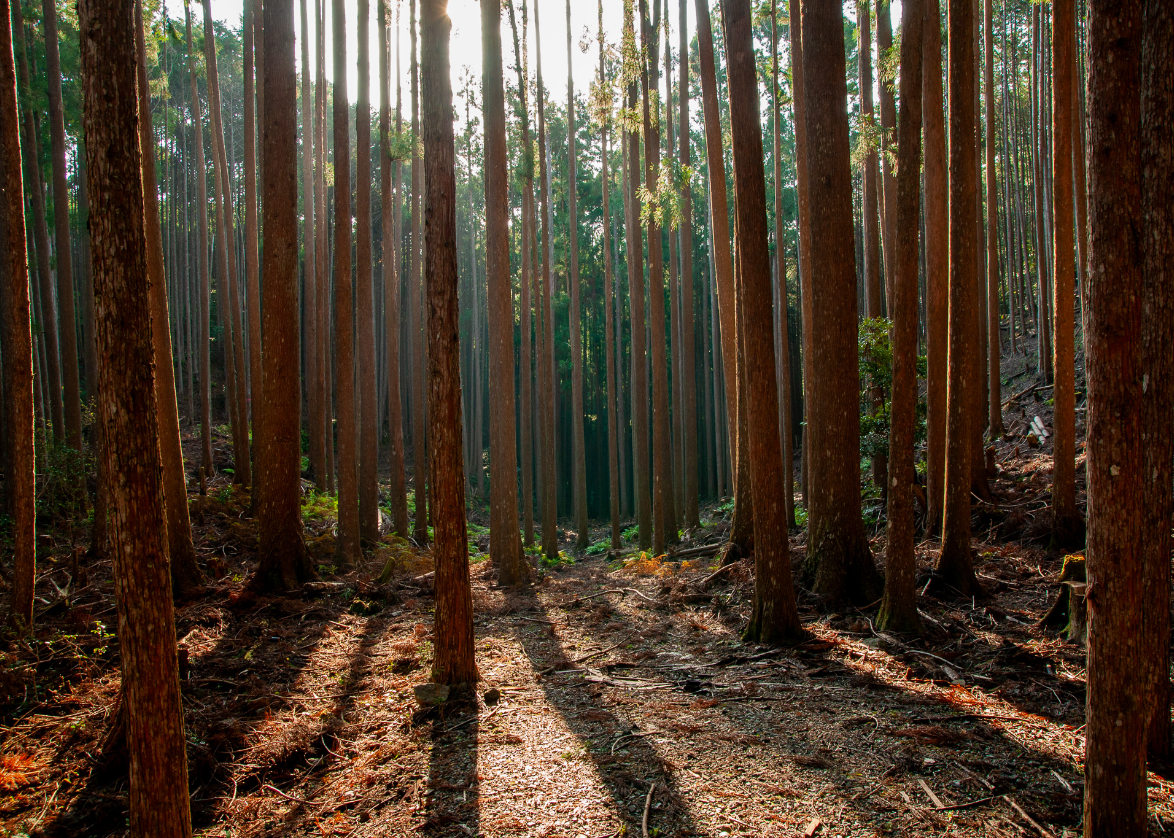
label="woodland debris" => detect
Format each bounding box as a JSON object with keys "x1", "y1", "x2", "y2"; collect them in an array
[{"x1": 413, "y1": 683, "x2": 450, "y2": 708}]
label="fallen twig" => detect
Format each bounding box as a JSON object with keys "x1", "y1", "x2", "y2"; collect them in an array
[
  {"x1": 641, "y1": 781, "x2": 656, "y2": 838},
  {"x1": 1006, "y1": 795, "x2": 1057, "y2": 837},
  {"x1": 263, "y1": 783, "x2": 310, "y2": 805}
]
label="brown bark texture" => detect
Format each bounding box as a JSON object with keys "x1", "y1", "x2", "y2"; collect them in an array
[
  {"x1": 678, "y1": 0, "x2": 699, "y2": 530},
  {"x1": 800, "y1": 0, "x2": 880, "y2": 607},
  {"x1": 984, "y1": 0, "x2": 1003, "y2": 439},
  {"x1": 935, "y1": 0, "x2": 978, "y2": 596},
  {"x1": 481, "y1": 0, "x2": 526, "y2": 584},
  {"x1": 0, "y1": 0, "x2": 35, "y2": 631},
  {"x1": 79, "y1": 0, "x2": 193, "y2": 827},
  {"x1": 135, "y1": 0, "x2": 203, "y2": 599},
  {"x1": 879, "y1": 0, "x2": 923, "y2": 635},
  {"x1": 357, "y1": 0, "x2": 380, "y2": 543},
  {"x1": 422, "y1": 0, "x2": 476, "y2": 687},
  {"x1": 601, "y1": 0, "x2": 621, "y2": 548},
  {"x1": 566, "y1": 0, "x2": 588, "y2": 549},
  {"x1": 1082, "y1": 0, "x2": 1146, "y2": 831},
  {"x1": 333, "y1": 0, "x2": 360, "y2": 565},
  {"x1": 411, "y1": 0, "x2": 428, "y2": 544},
  {"x1": 252, "y1": 0, "x2": 314, "y2": 591},
  {"x1": 721, "y1": 0, "x2": 802, "y2": 644}
]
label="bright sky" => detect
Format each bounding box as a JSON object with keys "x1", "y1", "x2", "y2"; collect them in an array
[{"x1": 206, "y1": 0, "x2": 652, "y2": 114}]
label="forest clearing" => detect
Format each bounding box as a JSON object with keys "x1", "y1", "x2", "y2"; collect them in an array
[{"x1": 0, "y1": 0, "x2": 1170, "y2": 833}]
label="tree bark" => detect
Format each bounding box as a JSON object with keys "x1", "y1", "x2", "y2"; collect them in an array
[
  {"x1": 333, "y1": 0, "x2": 360, "y2": 566},
  {"x1": 801, "y1": 0, "x2": 881, "y2": 607},
  {"x1": 721, "y1": 0, "x2": 802, "y2": 643},
  {"x1": 935, "y1": 0, "x2": 979, "y2": 595},
  {"x1": 984, "y1": 0, "x2": 1003, "y2": 440},
  {"x1": 1141, "y1": 0, "x2": 1173, "y2": 763},
  {"x1": 770, "y1": 0, "x2": 794, "y2": 529},
  {"x1": 1, "y1": 0, "x2": 35, "y2": 630},
  {"x1": 252, "y1": 0, "x2": 315, "y2": 591},
  {"x1": 79, "y1": 0, "x2": 192, "y2": 825},
  {"x1": 381, "y1": 0, "x2": 410, "y2": 538},
  {"x1": 243, "y1": 0, "x2": 262, "y2": 470},
  {"x1": 135, "y1": 0, "x2": 203, "y2": 599},
  {"x1": 879, "y1": 0, "x2": 924, "y2": 634},
  {"x1": 1049, "y1": 0, "x2": 1082, "y2": 546},
  {"x1": 1082, "y1": 0, "x2": 1146, "y2": 831},
  {"x1": 422, "y1": 0, "x2": 476, "y2": 687},
  {"x1": 410, "y1": 0, "x2": 428, "y2": 544},
  {"x1": 482, "y1": 0, "x2": 527, "y2": 584},
  {"x1": 40, "y1": 0, "x2": 82, "y2": 450},
  {"x1": 922, "y1": 0, "x2": 948, "y2": 535},
  {"x1": 356, "y1": 0, "x2": 379, "y2": 543}
]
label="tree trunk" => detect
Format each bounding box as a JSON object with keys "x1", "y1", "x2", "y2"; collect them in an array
[
  {"x1": 381, "y1": 0, "x2": 409, "y2": 538},
  {"x1": 801, "y1": 0, "x2": 881, "y2": 607},
  {"x1": 333, "y1": 0, "x2": 360, "y2": 566},
  {"x1": 356, "y1": 0, "x2": 379, "y2": 543},
  {"x1": 243, "y1": 0, "x2": 262, "y2": 471},
  {"x1": 770, "y1": 0, "x2": 794, "y2": 529},
  {"x1": 482, "y1": 0, "x2": 527, "y2": 584},
  {"x1": 40, "y1": 0, "x2": 82, "y2": 450},
  {"x1": 410, "y1": 0, "x2": 428, "y2": 544},
  {"x1": 79, "y1": 0, "x2": 192, "y2": 825},
  {"x1": 879, "y1": 0, "x2": 924, "y2": 635},
  {"x1": 302, "y1": 0, "x2": 323, "y2": 487},
  {"x1": 1049, "y1": 0, "x2": 1083, "y2": 546},
  {"x1": 316, "y1": 0, "x2": 333, "y2": 493},
  {"x1": 922, "y1": 0, "x2": 948, "y2": 535},
  {"x1": 422, "y1": 0, "x2": 476, "y2": 687},
  {"x1": 984, "y1": 0, "x2": 1003, "y2": 439},
  {"x1": 1, "y1": 0, "x2": 35, "y2": 630},
  {"x1": 721, "y1": 0, "x2": 802, "y2": 644},
  {"x1": 598, "y1": 4, "x2": 621, "y2": 548},
  {"x1": 935, "y1": 0, "x2": 979, "y2": 595},
  {"x1": 565, "y1": 0, "x2": 589, "y2": 549},
  {"x1": 694, "y1": 0, "x2": 743, "y2": 537},
  {"x1": 1082, "y1": 0, "x2": 1146, "y2": 830},
  {"x1": 1141, "y1": 0, "x2": 1173, "y2": 763},
  {"x1": 135, "y1": 0, "x2": 203, "y2": 599},
  {"x1": 252, "y1": 0, "x2": 314, "y2": 592}
]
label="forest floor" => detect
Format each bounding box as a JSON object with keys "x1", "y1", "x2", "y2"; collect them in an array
[{"x1": 4, "y1": 345, "x2": 1174, "y2": 837}]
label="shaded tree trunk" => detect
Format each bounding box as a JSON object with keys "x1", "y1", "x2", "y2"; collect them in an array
[
  {"x1": 935, "y1": 0, "x2": 979, "y2": 595},
  {"x1": 801, "y1": 0, "x2": 881, "y2": 607},
  {"x1": 410, "y1": 0, "x2": 428, "y2": 544},
  {"x1": 79, "y1": 0, "x2": 192, "y2": 825},
  {"x1": 1082, "y1": 0, "x2": 1146, "y2": 830},
  {"x1": 601, "y1": 0, "x2": 621, "y2": 549},
  {"x1": 482, "y1": 0, "x2": 527, "y2": 584},
  {"x1": 678, "y1": 0, "x2": 699, "y2": 529},
  {"x1": 302, "y1": 0, "x2": 324, "y2": 488},
  {"x1": 243, "y1": 0, "x2": 262, "y2": 467},
  {"x1": 422, "y1": 0, "x2": 476, "y2": 687},
  {"x1": 770, "y1": 0, "x2": 794, "y2": 529},
  {"x1": 252, "y1": 0, "x2": 314, "y2": 591},
  {"x1": 1, "y1": 0, "x2": 35, "y2": 630},
  {"x1": 985, "y1": 0, "x2": 1003, "y2": 439},
  {"x1": 721, "y1": 0, "x2": 802, "y2": 644},
  {"x1": 879, "y1": 0, "x2": 924, "y2": 635},
  {"x1": 566, "y1": 0, "x2": 588, "y2": 549}
]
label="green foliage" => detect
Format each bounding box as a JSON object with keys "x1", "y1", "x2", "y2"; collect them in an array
[
  {"x1": 34, "y1": 433, "x2": 89, "y2": 522},
  {"x1": 622, "y1": 525, "x2": 639, "y2": 542},
  {"x1": 858, "y1": 317, "x2": 928, "y2": 462},
  {"x1": 541, "y1": 551, "x2": 576, "y2": 570},
  {"x1": 585, "y1": 539, "x2": 610, "y2": 555}
]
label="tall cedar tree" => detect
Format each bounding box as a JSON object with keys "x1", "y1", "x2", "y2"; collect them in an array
[
  {"x1": 639, "y1": 0, "x2": 676, "y2": 554},
  {"x1": 357, "y1": 0, "x2": 380, "y2": 542},
  {"x1": 302, "y1": 0, "x2": 324, "y2": 487},
  {"x1": 411, "y1": 0, "x2": 428, "y2": 544},
  {"x1": 135, "y1": 0, "x2": 203, "y2": 598},
  {"x1": 876, "y1": 0, "x2": 896, "y2": 307},
  {"x1": 316, "y1": 0, "x2": 333, "y2": 492},
  {"x1": 879, "y1": 0, "x2": 924, "y2": 634},
  {"x1": 566, "y1": 0, "x2": 588, "y2": 548},
  {"x1": 786, "y1": 0, "x2": 812, "y2": 513},
  {"x1": 922, "y1": 0, "x2": 948, "y2": 533},
  {"x1": 1050, "y1": 0, "x2": 1082, "y2": 546},
  {"x1": 623, "y1": 0, "x2": 652, "y2": 547},
  {"x1": 678, "y1": 0, "x2": 699, "y2": 530},
  {"x1": 40, "y1": 0, "x2": 82, "y2": 450},
  {"x1": 0, "y1": 0, "x2": 35, "y2": 631},
  {"x1": 721, "y1": 0, "x2": 802, "y2": 644},
  {"x1": 1141, "y1": 0, "x2": 1173, "y2": 762},
  {"x1": 202, "y1": 0, "x2": 251, "y2": 486},
  {"x1": 534, "y1": 0, "x2": 558, "y2": 561},
  {"x1": 1145, "y1": 0, "x2": 1174, "y2": 760},
  {"x1": 481, "y1": 0, "x2": 527, "y2": 584},
  {"x1": 935, "y1": 0, "x2": 979, "y2": 595},
  {"x1": 801, "y1": 0, "x2": 881, "y2": 606},
  {"x1": 1082, "y1": 0, "x2": 1146, "y2": 830},
  {"x1": 381, "y1": 0, "x2": 410, "y2": 538},
  {"x1": 770, "y1": 0, "x2": 794, "y2": 528},
  {"x1": 184, "y1": 4, "x2": 214, "y2": 483},
  {"x1": 252, "y1": 0, "x2": 315, "y2": 591},
  {"x1": 505, "y1": 0, "x2": 535, "y2": 546},
  {"x1": 422, "y1": 0, "x2": 476, "y2": 686},
  {"x1": 80, "y1": 0, "x2": 191, "y2": 828},
  {"x1": 243, "y1": 0, "x2": 261, "y2": 481},
  {"x1": 334, "y1": 0, "x2": 361, "y2": 565},
  {"x1": 984, "y1": 0, "x2": 1003, "y2": 438},
  {"x1": 601, "y1": 0, "x2": 621, "y2": 549}
]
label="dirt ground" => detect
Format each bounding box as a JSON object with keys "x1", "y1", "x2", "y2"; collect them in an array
[{"x1": 3, "y1": 345, "x2": 1172, "y2": 838}]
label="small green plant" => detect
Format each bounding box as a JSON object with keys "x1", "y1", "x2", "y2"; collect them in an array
[
  {"x1": 793, "y1": 505, "x2": 808, "y2": 528},
  {"x1": 540, "y1": 551, "x2": 576, "y2": 569},
  {"x1": 585, "y1": 539, "x2": 610, "y2": 555},
  {"x1": 858, "y1": 317, "x2": 928, "y2": 463},
  {"x1": 622, "y1": 525, "x2": 639, "y2": 542}
]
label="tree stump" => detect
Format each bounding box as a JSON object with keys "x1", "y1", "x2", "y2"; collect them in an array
[
  {"x1": 1038, "y1": 555, "x2": 1087, "y2": 635},
  {"x1": 1064, "y1": 582, "x2": 1088, "y2": 647}
]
